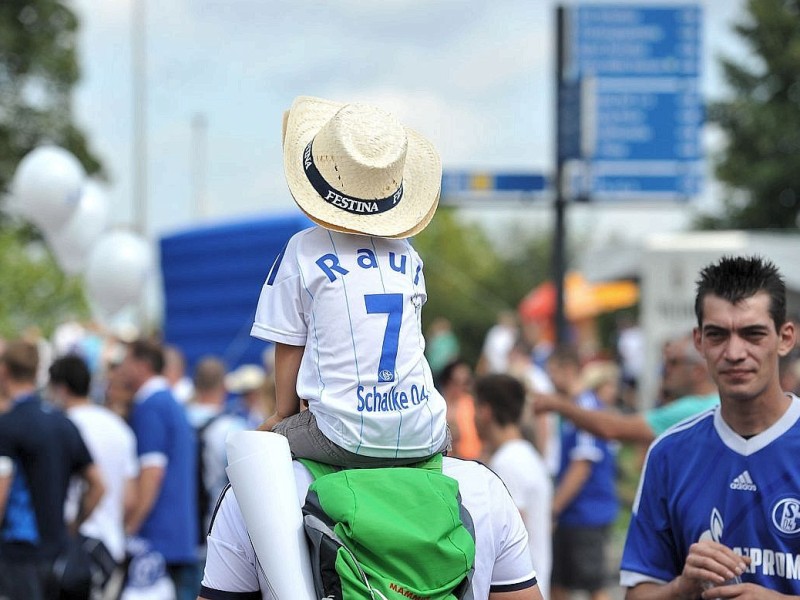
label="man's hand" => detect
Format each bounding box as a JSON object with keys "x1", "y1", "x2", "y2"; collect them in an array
[
  {"x1": 673, "y1": 541, "x2": 749, "y2": 600},
  {"x1": 702, "y1": 582, "x2": 791, "y2": 600}
]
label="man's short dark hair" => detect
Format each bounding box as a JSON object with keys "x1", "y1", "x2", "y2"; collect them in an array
[
  {"x1": 695, "y1": 255, "x2": 786, "y2": 330},
  {"x1": 49, "y1": 354, "x2": 91, "y2": 397},
  {"x1": 129, "y1": 339, "x2": 166, "y2": 375},
  {"x1": 473, "y1": 374, "x2": 525, "y2": 427},
  {"x1": 0, "y1": 340, "x2": 39, "y2": 383},
  {"x1": 193, "y1": 356, "x2": 227, "y2": 392}
]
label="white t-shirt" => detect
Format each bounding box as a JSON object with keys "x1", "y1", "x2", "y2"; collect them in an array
[
  {"x1": 201, "y1": 457, "x2": 537, "y2": 598},
  {"x1": 617, "y1": 326, "x2": 645, "y2": 381},
  {"x1": 66, "y1": 403, "x2": 139, "y2": 561},
  {"x1": 251, "y1": 226, "x2": 447, "y2": 459},
  {"x1": 480, "y1": 323, "x2": 517, "y2": 374},
  {"x1": 490, "y1": 439, "x2": 553, "y2": 600}
]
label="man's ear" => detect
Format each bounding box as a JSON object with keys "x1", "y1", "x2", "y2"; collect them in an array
[
  {"x1": 693, "y1": 327, "x2": 703, "y2": 353},
  {"x1": 778, "y1": 320, "x2": 796, "y2": 357}
]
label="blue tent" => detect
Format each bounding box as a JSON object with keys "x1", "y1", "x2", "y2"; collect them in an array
[{"x1": 159, "y1": 212, "x2": 312, "y2": 372}]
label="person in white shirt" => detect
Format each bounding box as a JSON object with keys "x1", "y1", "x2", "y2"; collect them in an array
[
  {"x1": 185, "y1": 357, "x2": 247, "y2": 535},
  {"x1": 201, "y1": 95, "x2": 541, "y2": 600},
  {"x1": 477, "y1": 311, "x2": 519, "y2": 375},
  {"x1": 252, "y1": 96, "x2": 449, "y2": 467},
  {"x1": 48, "y1": 355, "x2": 138, "y2": 566},
  {"x1": 200, "y1": 456, "x2": 542, "y2": 600},
  {"x1": 474, "y1": 373, "x2": 553, "y2": 600}
]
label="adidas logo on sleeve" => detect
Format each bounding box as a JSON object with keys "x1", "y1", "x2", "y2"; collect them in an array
[{"x1": 730, "y1": 470, "x2": 757, "y2": 492}]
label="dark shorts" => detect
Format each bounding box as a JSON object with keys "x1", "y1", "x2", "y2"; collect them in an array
[
  {"x1": 272, "y1": 409, "x2": 451, "y2": 468},
  {"x1": 0, "y1": 557, "x2": 55, "y2": 600},
  {"x1": 551, "y1": 524, "x2": 611, "y2": 592}
]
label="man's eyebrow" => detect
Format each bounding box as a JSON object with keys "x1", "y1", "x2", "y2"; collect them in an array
[
  {"x1": 701, "y1": 324, "x2": 728, "y2": 332},
  {"x1": 738, "y1": 324, "x2": 771, "y2": 333},
  {"x1": 702, "y1": 323, "x2": 771, "y2": 334}
]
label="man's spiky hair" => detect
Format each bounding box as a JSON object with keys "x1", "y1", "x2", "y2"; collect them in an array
[{"x1": 694, "y1": 255, "x2": 786, "y2": 330}]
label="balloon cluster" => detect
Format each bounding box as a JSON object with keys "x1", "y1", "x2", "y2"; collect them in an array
[{"x1": 6, "y1": 145, "x2": 153, "y2": 319}]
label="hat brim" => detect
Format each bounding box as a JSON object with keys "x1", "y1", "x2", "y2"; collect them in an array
[{"x1": 283, "y1": 96, "x2": 441, "y2": 239}]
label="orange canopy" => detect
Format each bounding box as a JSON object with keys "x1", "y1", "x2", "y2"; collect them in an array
[{"x1": 519, "y1": 272, "x2": 639, "y2": 322}]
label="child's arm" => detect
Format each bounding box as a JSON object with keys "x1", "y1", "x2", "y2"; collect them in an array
[{"x1": 261, "y1": 342, "x2": 304, "y2": 431}]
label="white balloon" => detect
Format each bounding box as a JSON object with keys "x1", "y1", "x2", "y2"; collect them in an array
[
  {"x1": 85, "y1": 230, "x2": 153, "y2": 315},
  {"x1": 10, "y1": 145, "x2": 85, "y2": 233},
  {"x1": 46, "y1": 181, "x2": 110, "y2": 275}
]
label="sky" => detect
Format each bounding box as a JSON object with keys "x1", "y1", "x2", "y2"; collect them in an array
[{"x1": 69, "y1": 0, "x2": 750, "y2": 248}]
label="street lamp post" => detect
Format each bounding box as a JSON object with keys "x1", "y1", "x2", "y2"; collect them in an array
[{"x1": 132, "y1": 0, "x2": 147, "y2": 237}]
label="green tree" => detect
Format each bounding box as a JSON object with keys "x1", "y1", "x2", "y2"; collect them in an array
[
  {"x1": 0, "y1": 1, "x2": 101, "y2": 337},
  {"x1": 0, "y1": 227, "x2": 88, "y2": 338},
  {"x1": 413, "y1": 208, "x2": 551, "y2": 365},
  {"x1": 700, "y1": 0, "x2": 800, "y2": 229},
  {"x1": 1, "y1": 0, "x2": 102, "y2": 197}
]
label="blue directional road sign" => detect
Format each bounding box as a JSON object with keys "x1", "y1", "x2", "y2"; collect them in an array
[
  {"x1": 440, "y1": 172, "x2": 547, "y2": 197},
  {"x1": 564, "y1": 4, "x2": 703, "y2": 199}
]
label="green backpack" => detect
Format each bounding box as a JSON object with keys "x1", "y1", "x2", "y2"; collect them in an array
[{"x1": 299, "y1": 454, "x2": 476, "y2": 600}]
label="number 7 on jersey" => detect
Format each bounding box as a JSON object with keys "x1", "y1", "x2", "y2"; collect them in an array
[{"x1": 365, "y1": 293, "x2": 403, "y2": 383}]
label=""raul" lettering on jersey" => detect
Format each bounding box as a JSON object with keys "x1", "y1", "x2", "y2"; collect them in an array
[
  {"x1": 316, "y1": 248, "x2": 422, "y2": 285},
  {"x1": 356, "y1": 384, "x2": 429, "y2": 412}
]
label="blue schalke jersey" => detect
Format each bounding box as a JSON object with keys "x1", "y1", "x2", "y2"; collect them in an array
[
  {"x1": 556, "y1": 390, "x2": 618, "y2": 527},
  {"x1": 130, "y1": 385, "x2": 198, "y2": 563},
  {"x1": 621, "y1": 395, "x2": 800, "y2": 595}
]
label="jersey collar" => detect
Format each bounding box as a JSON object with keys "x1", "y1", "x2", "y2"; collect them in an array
[
  {"x1": 134, "y1": 375, "x2": 169, "y2": 403},
  {"x1": 714, "y1": 393, "x2": 800, "y2": 456}
]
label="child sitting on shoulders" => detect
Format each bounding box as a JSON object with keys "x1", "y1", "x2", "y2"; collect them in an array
[{"x1": 251, "y1": 95, "x2": 450, "y2": 467}]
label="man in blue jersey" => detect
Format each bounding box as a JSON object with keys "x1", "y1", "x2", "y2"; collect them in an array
[
  {"x1": 547, "y1": 345, "x2": 618, "y2": 600},
  {"x1": 121, "y1": 339, "x2": 199, "y2": 600},
  {"x1": 621, "y1": 255, "x2": 800, "y2": 599}
]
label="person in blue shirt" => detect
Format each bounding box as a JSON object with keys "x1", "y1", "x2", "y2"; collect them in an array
[
  {"x1": 621, "y1": 255, "x2": 800, "y2": 600},
  {"x1": 547, "y1": 345, "x2": 618, "y2": 600},
  {"x1": 121, "y1": 339, "x2": 199, "y2": 600}
]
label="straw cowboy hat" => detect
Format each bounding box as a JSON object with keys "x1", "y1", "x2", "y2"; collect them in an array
[{"x1": 283, "y1": 96, "x2": 442, "y2": 239}]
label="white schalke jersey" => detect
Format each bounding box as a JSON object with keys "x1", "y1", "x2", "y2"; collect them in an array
[{"x1": 251, "y1": 226, "x2": 447, "y2": 458}]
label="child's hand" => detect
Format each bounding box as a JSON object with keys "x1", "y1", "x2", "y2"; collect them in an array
[{"x1": 258, "y1": 412, "x2": 281, "y2": 431}]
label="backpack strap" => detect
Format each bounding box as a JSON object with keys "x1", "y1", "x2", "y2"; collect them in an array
[{"x1": 196, "y1": 411, "x2": 226, "y2": 545}]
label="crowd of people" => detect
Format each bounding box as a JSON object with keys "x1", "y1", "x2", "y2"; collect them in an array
[
  {"x1": 3, "y1": 93, "x2": 800, "y2": 600},
  {"x1": 434, "y1": 255, "x2": 800, "y2": 600},
  {"x1": 0, "y1": 328, "x2": 276, "y2": 600},
  {"x1": 3, "y1": 259, "x2": 800, "y2": 600},
  {"x1": 427, "y1": 314, "x2": 648, "y2": 600}
]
